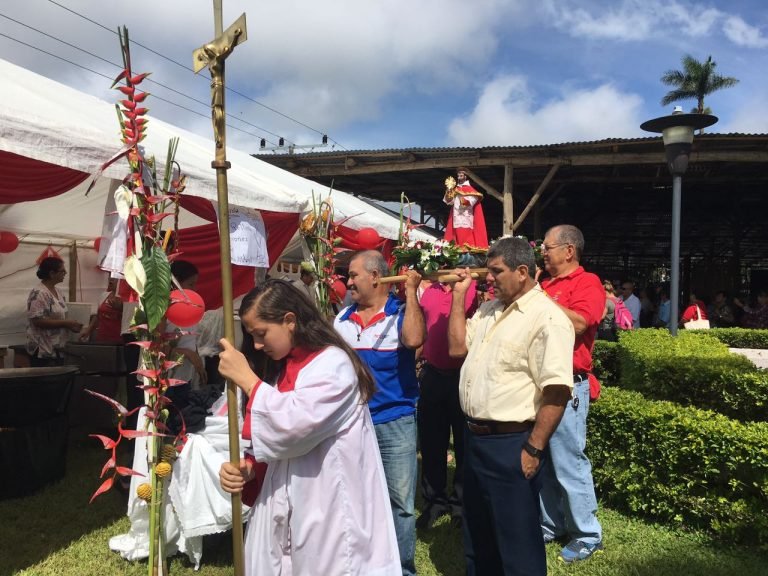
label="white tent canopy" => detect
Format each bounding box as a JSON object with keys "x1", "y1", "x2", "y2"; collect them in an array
[
  {"x1": 0, "y1": 58, "x2": 306, "y2": 241},
  {"x1": 0, "y1": 59, "x2": 433, "y2": 350},
  {"x1": 0, "y1": 58, "x2": 431, "y2": 242}
]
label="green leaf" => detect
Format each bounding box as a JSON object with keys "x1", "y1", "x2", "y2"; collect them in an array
[{"x1": 140, "y1": 247, "x2": 171, "y2": 330}]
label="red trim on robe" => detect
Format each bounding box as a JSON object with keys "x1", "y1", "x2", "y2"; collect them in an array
[{"x1": 240, "y1": 347, "x2": 324, "y2": 506}]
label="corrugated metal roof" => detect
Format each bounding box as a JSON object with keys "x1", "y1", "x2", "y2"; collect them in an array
[{"x1": 256, "y1": 133, "x2": 768, "y2": 158}]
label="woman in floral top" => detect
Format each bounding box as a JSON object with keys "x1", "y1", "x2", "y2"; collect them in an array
[{"x1": 26, "y1": 257, "x2": 83, "y2": 366}]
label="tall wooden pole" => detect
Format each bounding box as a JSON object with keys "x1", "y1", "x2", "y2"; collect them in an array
[
  {"x1": 68, "y1": 240, "x2": 78, "y2": 301},
  {"x1": 502, "y1": 163, "x2": 514, "y2": 235},
  {"x1": 193, "y1": 4, "x2": 247, "y2": 574}
]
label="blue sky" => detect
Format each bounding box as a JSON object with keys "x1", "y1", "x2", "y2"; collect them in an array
[{"x1": 1, "y1": 0, "x2": 767, "y2": 153}]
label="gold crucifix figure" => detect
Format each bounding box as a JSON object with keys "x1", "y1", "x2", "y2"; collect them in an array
[{"x1": 193, "y1": 12, "x2": 247, "y2": 150}]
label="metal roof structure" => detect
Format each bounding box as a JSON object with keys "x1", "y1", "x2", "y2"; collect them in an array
[{"x1": 255, "y1": 133, "x2": 768, "y2": 294}]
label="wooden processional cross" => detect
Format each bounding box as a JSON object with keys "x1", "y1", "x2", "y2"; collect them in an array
[{"x1": 193, "y1": 3, "x2": 247, "y2": 574}]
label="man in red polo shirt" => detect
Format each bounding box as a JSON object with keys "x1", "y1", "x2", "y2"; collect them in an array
[{"x1": 538, "y1": 224, "x2": 605, "y2": 564}]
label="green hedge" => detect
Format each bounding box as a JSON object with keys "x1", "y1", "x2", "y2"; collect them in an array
[
  {"x1": 592, "y1": 340, "x2": 619, "y2": 385},
  {"x1": 616, "y1": 330, "x2": 768, "y2": 421},
  {"x1": 589, "y1": 386, "x2": 768, "y2": 545},
  {"x1": 692, "y1": 328, "x2": 768, "y2": 350}
]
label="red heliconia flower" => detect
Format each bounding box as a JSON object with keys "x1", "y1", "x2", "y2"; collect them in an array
[{"x1": 129, "y1": 72, "x2": 151, "y2": 85}]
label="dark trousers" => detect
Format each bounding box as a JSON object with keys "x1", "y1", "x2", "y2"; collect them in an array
[
  {"x1": 30, "y1": 353, "x2": 63, "y2": 368},
  {"x1": 204, "y1": 355, "x2": 226, "y2": 394},
  {"x1": 463, "y1": 427, "x2": 548, "y2": 576},
  {"x1": 417, "y1": 364, "x2": 464, "y2": 513}
]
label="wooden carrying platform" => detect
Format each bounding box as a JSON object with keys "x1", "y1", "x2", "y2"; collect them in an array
[{"x1": 380, "y1": 267, "x2": 487, "y2": 284}]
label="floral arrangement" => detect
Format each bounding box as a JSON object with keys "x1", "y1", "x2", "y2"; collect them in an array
[
  {"x1": 392, "y1": 238, "x2": 462, "y2": 274},
  {"x1": 85, "y1": 27, "x2": 193, "y2": 576},
  {"x1": 526, "y1": 237, "x2": 544, "y2": 269},
  {"x1": 299, "y1": 192, "x2": 347, "y2": 317}
]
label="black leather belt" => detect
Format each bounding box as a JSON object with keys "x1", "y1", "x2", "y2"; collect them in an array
[
  {"x1": 574, "y1": 373, "x2": 588, "y2": 384},
  {"x1": 466, "y1": 419, "x2": 534, "y2": 436}
]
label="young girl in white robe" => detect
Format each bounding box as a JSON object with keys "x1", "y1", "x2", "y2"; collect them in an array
[{"x1": 218, "y1": 279, "x2": 401, "y2": 576}]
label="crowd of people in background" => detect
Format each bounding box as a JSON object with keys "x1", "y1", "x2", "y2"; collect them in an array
[{"x1": 596, "y1": 279, "x2": 768, "y2": 341}]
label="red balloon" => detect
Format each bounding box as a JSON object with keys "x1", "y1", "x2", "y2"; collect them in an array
[
  {"x1": 93, "y1": 237, "x2": 103, "y2": 252},
  {"x1": 0, "y1": 231, "x2": 19, "y2": 253},
  {"x1": 356, "y1": 227, "x2": 381, "y2": 249},
  {"x1": 330, "y1": 279, "x2": 347, "y2": 304},
  {"x1": 167, "y1": 289, "x2": 205, "y2": 327}
]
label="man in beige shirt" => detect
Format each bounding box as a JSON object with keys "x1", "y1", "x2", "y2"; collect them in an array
[{"x1": 448, "y1": 236, "x2": 574, "y2": 576}]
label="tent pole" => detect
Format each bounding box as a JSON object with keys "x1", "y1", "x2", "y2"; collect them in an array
[
  {"x1": 69, "y1": 240, "x2": 77, "y2": 301},
  {"x1": 193, "y1": 4, "x2": 248, "y2": 575}
]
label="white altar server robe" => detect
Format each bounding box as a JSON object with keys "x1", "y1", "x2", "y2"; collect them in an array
[{"x1": 244, "y1": 346, "x2": 400, "y2": 576}]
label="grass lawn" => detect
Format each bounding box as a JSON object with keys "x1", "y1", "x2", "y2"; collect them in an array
[{"x1": 2, "y1": 429, "x2": 766, "y2": 576}]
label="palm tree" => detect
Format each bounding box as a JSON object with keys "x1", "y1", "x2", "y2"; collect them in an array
[{"x1": 660, "y1": 55, "x2": 739, "y2": 113}]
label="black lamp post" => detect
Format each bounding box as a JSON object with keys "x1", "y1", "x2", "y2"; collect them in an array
[{"x1": 640, "y1": 108, "x2": 717, "y2": 335}]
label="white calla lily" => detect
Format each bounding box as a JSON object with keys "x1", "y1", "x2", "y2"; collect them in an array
[
  {"x1": 114, "y1": 185, "x2": 133, "y2": 220},
  {"x1": 134, "y1": 230, "x2": 143, "y2": 260},
  {"x1": 123, "y1": 255, "x2": 147, "y2": 296}
]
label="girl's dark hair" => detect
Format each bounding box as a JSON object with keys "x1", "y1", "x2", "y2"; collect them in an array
[
  {"x1": 238, "y1": 279, "x2": 376, "y2": 402},
  {"x1": 239, "y1": 327, "x2": 279, "y2": 385},
  {"x1": 37, "y1": 257, "x2": 63, "y2": 280}
]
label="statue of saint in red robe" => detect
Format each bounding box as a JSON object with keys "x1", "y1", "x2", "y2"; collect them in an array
[{"x1": 443, "y1": 169, "x2": 489, "y2": 249}]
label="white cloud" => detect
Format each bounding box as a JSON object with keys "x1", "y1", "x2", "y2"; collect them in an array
[
  {"x1": 541, "y1": 0, "x2": 721, "y2": 41},
  {"x1": 718, "y1": 91, "x2": 768, "y2": 134},
  {"x1": 723, "y1": 16, "x2": 768, "y2": 48},
  {"x1": 0, "y1": 0, "x2": 524, "y2": 145},
  {"x1": 244, "y1": 0, "x2": 517, "y2": 130},
  {"x1": 446, "y1": 74, "x2": 645, "y2": 145},
  {"x1": 541, "y1": 0, "x2": 768, "y2": 51}
]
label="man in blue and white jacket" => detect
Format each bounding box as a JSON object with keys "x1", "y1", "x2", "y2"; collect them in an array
[{"x1": 335, "y1": 250, "x2": 425, "y2": 576}]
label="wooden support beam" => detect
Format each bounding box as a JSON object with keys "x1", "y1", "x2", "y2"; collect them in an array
[
  {"x1": 345, "y1": 156, "x2": 359, "y2": 169},
  {"x1": 502, "y1": 164, "x2": 514, "y2": 236},
  {"x1": 288, "y1": 150, "x2": 768, "y2": 178},
  {"x1": 512, "y1": 164, "x2": 560, "y2": 232},
  {"x1": 463, "y1": 168, "x2": 503, "y2": 203},
  {"x1": 538, "y1": 183, "x2": 565, "y2": 212}
]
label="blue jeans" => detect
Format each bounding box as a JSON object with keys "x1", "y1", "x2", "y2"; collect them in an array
[
  {"x1": 375, "y1": 413, "x2": 418, "y2": 576},
  {"x1": 540, "y1": 379, "x2": 602, "y2": 545}
]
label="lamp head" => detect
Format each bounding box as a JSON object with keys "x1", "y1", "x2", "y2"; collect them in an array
[{"x1": 640, "y1": 111, "x2": 718, "y2": 176}]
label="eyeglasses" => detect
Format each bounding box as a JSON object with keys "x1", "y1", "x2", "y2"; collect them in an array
[{"x1": 540, "y1": 243, "x2": 569, "y2": 253}]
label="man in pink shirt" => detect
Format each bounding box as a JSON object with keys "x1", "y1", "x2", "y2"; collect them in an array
[{"x1": 416, "y1": 278, "x2": 477, "y2": 530}]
